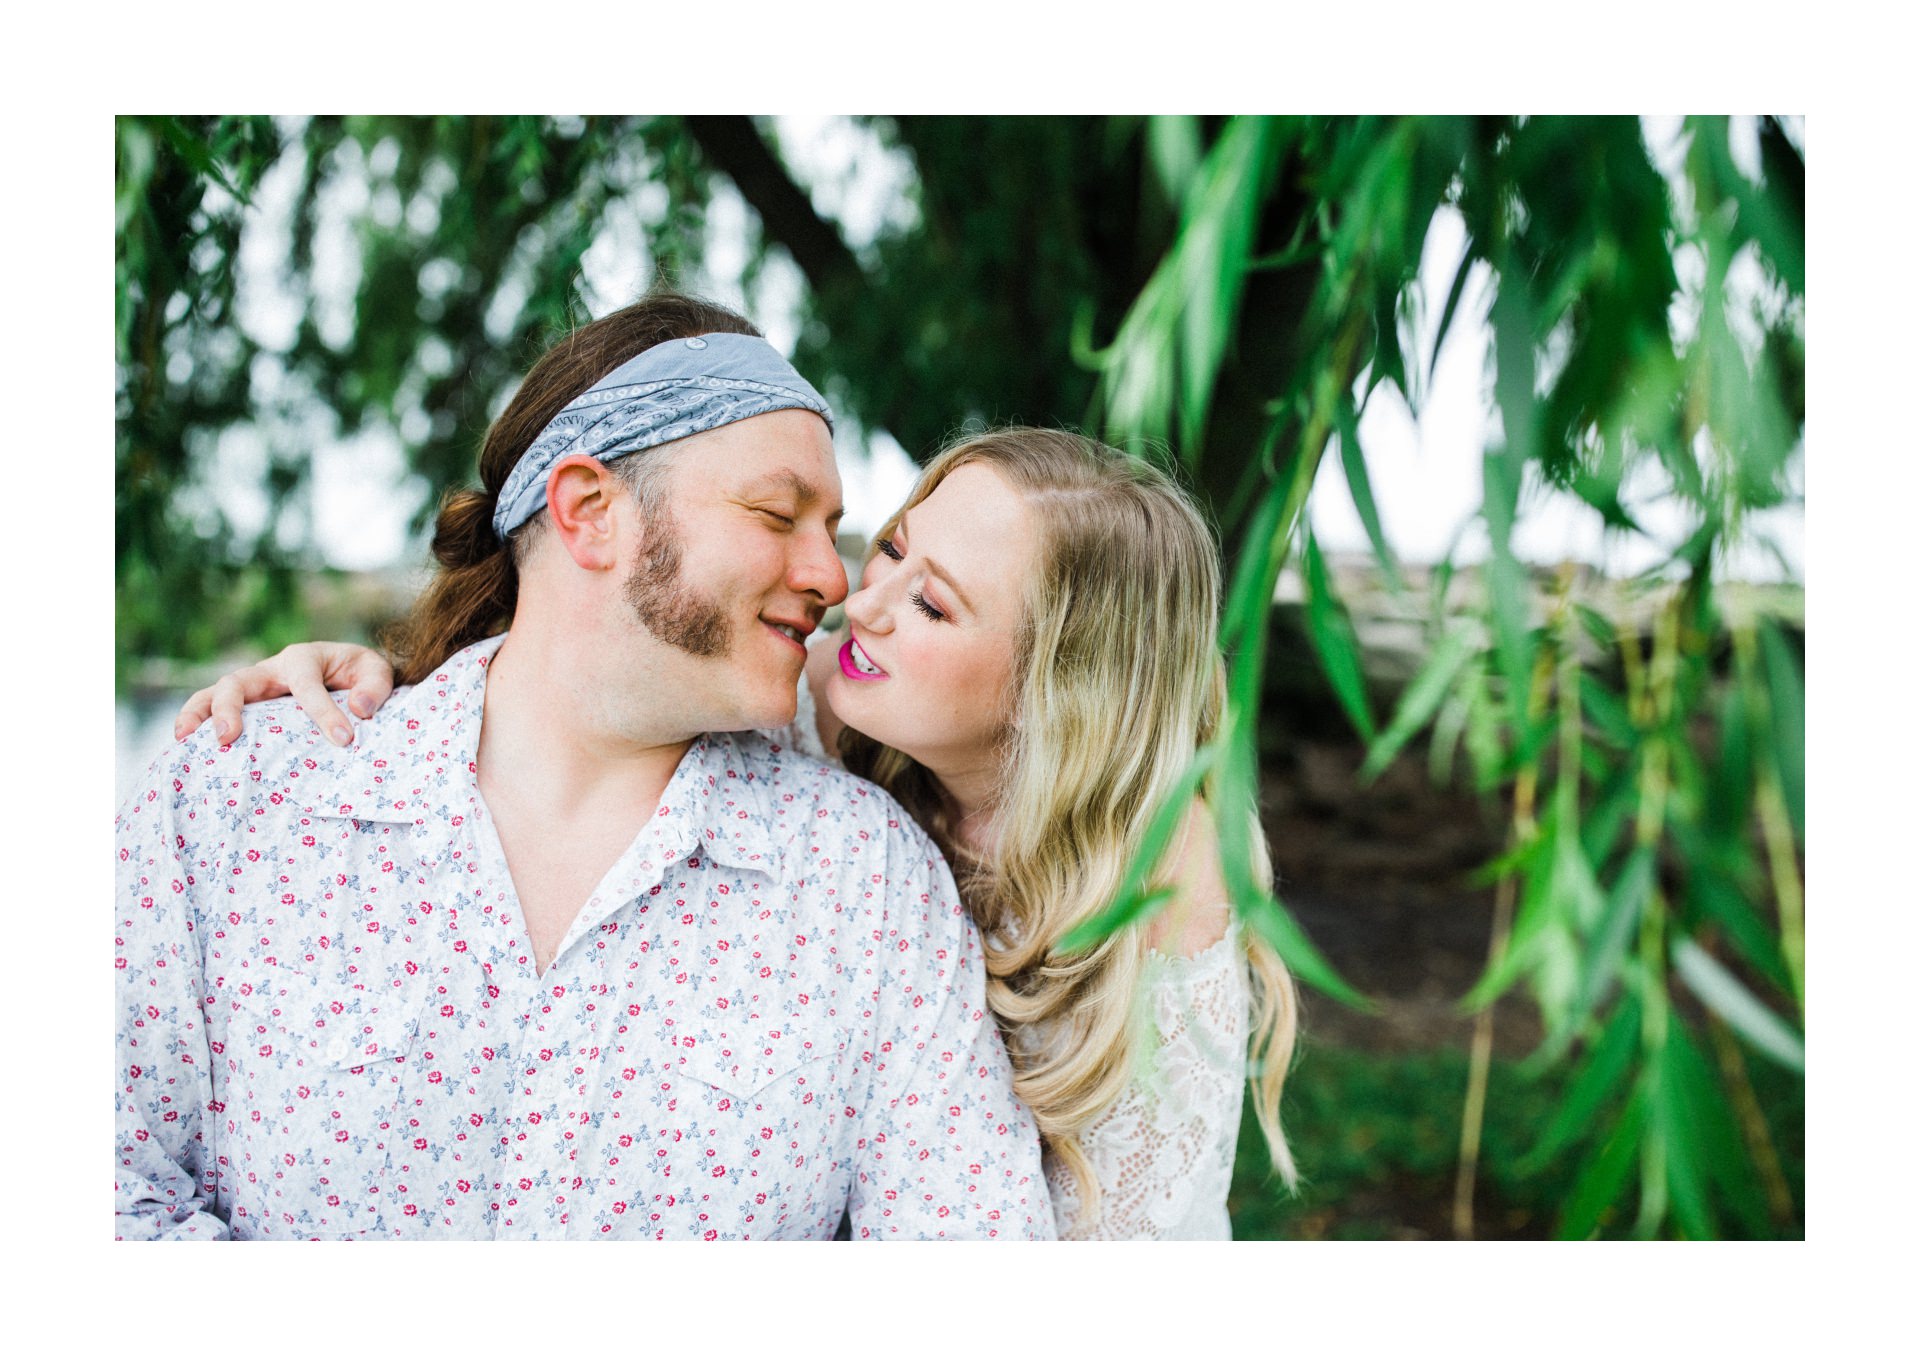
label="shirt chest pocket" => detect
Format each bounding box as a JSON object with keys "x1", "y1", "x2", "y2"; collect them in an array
[
  {"x1": 226, "y1": 966, "x2": 424, "y2": 1150},
  {"x1": 656, "y1": 1007, "x2": 846, "y2": 1112}
]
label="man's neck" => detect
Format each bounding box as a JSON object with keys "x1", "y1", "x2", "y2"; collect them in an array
[
  {"x1": 472, "y1": 620, "x2": 710, "y2": 975},
  {"x1": 476, "y1": 624, "x2": 695, "y2": 815}
]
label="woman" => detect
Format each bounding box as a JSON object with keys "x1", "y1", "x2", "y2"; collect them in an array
[{"x1": 178, "y1": 427, "x2": 1300, "y2": 1240}]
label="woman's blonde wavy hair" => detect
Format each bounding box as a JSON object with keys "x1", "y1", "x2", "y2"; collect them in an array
[{"x1": 839, "y1": 428, "x2": 1299, "y2": 1212}]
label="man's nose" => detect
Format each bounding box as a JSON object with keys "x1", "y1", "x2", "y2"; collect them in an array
[{"x1": 790, "y1": 527, "x2": 849, "y2": 608}]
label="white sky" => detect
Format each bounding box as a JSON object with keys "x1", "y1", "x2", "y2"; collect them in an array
[{"x1": 218, "y1": 115, "x2": 1802, "y2": 583}]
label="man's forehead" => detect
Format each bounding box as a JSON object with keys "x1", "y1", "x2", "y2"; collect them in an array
[
  {"x1": 666, "y1": 412, "x2": 842, "y2": 494},
  {"x1": 739, "y1": 464, "x2": 840, "y2": 501}
]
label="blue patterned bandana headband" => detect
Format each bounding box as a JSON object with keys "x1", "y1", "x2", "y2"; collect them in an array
[{"x1": 491, "y1": 332, "x2": 834, "y2": 539}]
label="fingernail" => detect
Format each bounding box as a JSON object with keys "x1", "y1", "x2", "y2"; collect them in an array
[
  {"x1": 330, "y1": 724, "x2": 352, "y2": 747},
  {"x1": 172, "y1": 720, "x2": 185, "y2": 740},
  {"x1": 215, "y1": 720, "x2": 231, "y2": 743},
  {"x1": 351, "y1": 696, "x2": 373, "y2": 718}
]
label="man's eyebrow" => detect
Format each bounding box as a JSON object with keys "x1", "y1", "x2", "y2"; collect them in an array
[
  {"x1": 743, "y1": 470, "x2": 845, "y2": 521},
  {"x1": 899, "y1": 508, "x2": 975, "y2": 615}
]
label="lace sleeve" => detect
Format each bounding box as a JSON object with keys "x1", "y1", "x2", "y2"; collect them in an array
[{"x1": 1045, "y1": 925, "x2": 1250, "y2": 1240}]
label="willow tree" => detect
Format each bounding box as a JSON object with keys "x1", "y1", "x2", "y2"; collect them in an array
[{"x1": 1073, "y1": 115, "x2": 1804, "y2": 1239}]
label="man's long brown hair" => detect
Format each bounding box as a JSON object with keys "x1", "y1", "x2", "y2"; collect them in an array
[{"x1": 383, "y1": 293, "x2": 760, "y2": 685}]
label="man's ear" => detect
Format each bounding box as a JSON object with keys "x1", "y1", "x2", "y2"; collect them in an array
[{"x1": 544, "y1": 454, "x2": 627, "y2": 571}]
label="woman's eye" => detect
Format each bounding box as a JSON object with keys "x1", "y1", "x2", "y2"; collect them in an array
[
  {"x1": 876, "y1": 536, "x2": 903, "y2": 561},
  {"x1": 909, "y1": 590, "x2": 948, "y2": 623}
]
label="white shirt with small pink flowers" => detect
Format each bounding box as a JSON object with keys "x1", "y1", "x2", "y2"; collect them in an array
[{"x1": 114, "y1": 634, "x2": 1053, "y2": 1241}]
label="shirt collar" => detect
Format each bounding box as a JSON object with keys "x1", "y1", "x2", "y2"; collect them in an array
[
  {"x1": 290, "y1": 633, "x2": 780, "y2": 880},
  {"x1": 290, "y1": 634, "x2": 500, "y2": 824},
  {"x1": 660, "y1": 730, "x2": 778, "y2": 878}
]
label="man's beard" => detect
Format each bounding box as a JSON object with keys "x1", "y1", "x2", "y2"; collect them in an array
[{"x1": 622, "y1": 510, "x2": 731, "y2": 658}]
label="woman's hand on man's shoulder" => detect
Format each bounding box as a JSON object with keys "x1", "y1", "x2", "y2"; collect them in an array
[{"x1": 173, "y1": 641, "x2": 396, "y2": 749}]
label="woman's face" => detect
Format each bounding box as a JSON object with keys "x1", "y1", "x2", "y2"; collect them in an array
[{"x1": 826, "y1": 462, "x2": 1036, "y2": 775}]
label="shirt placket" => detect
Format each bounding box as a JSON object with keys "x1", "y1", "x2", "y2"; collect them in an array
[{"x1": 468, "y1": 791, "x2": 684, "y2": 1239}]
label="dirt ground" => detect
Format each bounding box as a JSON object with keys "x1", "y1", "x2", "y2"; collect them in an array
[{"x1": 1260, "y1": 730, "x2": 1543, "y2": 1058}]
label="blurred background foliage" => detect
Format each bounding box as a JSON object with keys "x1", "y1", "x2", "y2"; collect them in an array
[{"x1": 115, "y1": 114, "x2": 1803, "y2": 1239}]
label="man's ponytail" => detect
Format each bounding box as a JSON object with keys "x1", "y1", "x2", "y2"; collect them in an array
[{"x1": 385, "y1": 487, "x2": 518, "y2": 685}]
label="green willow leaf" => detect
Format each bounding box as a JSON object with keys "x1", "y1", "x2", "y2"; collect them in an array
[
  {"x1": 1521, "y1": 993, "x2": 1640, "y2": 1174},
  {"x1": 1579, "y1": 758, "x2": 1637, "y2": 867},
  {"x1": 1672, "y1": 938, "x2": 1805, "y2": 1072},
  {"x1": 1425, "y1": 245, "x2": 1476, "y2": 393},
  {"x1": 1302, "y1": 533, "x2": 1377, "y2": 740},
  {"x1": 1362, "y1": 624, "x2": 1478, "y2": 782},
  {"x1": 1653, "y1": 1027, "x2": 1716, "y2": 1240},
  {"x1": 1460, "y1": 829, "x2": 1567, "y2": 1012},
  {"x1": 1535, "y1": 847, "x2": 1653, "y2": 1064},
  {"x1": 1707, "y1": 676, "x2": 1756, "y2": 838},
  {"x1": 1483, "y1": 548, "x2": 1537, "y2": 732},
  {"x1": 1178, "y1": 119, "x2": 1283, "y2": 453},
  {"x1": 1242, "y1": 890, "x2": 1374, "y2": 1009},
  {"x1": 1579, "y1": 671, "x2": 1636, "y2": 749},
  {"x1": 1691, "y1": 870, "x2": 1793, "y2": 997},
  {"x1": 1212, "y1": 719, "x2": 1265, "y2": 919},
  {"x1": 1427, "y1": 681, "x2": 1472, "y2": 786},
  {"x1": 1671, "y1": 1018, "x2": 1773, "y2": 1238},
  {"x1": 157, "y1": 116, "x2": 251, "y2": 205},
  {"x1": 1088, "y1": 114, "x2": 1285, "y2": 459},
  {"x1": 1332, "y1": 395, "x2": 1403, "y2": 590},
  {"x1": 1058, "y1": 745, "x2": 1222, "y2": 953},
  {"x1": 1211, "y1": 696, "x2": 1369, "y2": 1010},
  {"x1": 1146, "y1": 115, "x2": 1204, "y2": 206},
  {"x1": 1574, "y1": 603, "x2": 1617, "y2": 654},
  {"x1": 1758, "y1": 620, "x2": 1805, "y2": 836},
  {"x1": 1754, "y1": 116, "x2": 1807, "y2": 294},
  {"x1": 1219, "y1": 477, "x2": 1290, "y2": 656},
  {"x1": 1557, "y1": 1087, "x2": 1646, "y2": 1240}
]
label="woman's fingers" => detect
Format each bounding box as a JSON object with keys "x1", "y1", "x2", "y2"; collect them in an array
[
  {"x1": 267, "y1": 642, "x2": 353, "y2": 744},
  {"x1": 206, "y1": 672, "x2": 257, "y2": 747},
  {"x1": 170, "y1": 641, "x2": 394, "y2": 748},
  {"x1": 339, "y1": 650, "x2": 396, "y2": 720},
  {"x1": 173, "y1": 687, "x2": 216, "y2": 741},
  {"x1": 288, "y1": 666, "x2": 354, "y2": 746}
]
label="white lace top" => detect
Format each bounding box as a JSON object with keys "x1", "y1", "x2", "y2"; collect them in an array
[{"x1": 780, "y1": 659, "x2": 1250, "y2": 1240}]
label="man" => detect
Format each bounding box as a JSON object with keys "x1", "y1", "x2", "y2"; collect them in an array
[{"x1": 115, "y1": 294, "x2": 1053, "y2": 1239}]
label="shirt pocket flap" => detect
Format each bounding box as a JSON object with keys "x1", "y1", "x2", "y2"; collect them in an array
[
  {"x1": 239, "y1": 965, "x2": 422, "y2": 1071},
  {"x1": 660, "y1": 1012, "x2": 843, "y2": 1102}
]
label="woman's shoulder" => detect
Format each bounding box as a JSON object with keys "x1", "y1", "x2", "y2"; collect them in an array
[{"x1": 1143, "y1": 797, "x2": 1234, "y2": 959}]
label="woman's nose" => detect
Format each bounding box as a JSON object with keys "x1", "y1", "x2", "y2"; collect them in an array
[{"x1": 844, "y1": 578, "x2": 893, "y2": 634}]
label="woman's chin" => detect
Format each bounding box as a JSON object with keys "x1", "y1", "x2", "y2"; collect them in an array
[{"x1": 823, "y1": 675, "x2": 891, "y2": 746}]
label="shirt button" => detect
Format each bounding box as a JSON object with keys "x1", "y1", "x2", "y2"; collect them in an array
[
  {"x1": 326, "y1": 1035, "x2": 352, "y2": 1062},
  {"x1": 683, "y1": 337, "x2": 708, "y2": 350}
]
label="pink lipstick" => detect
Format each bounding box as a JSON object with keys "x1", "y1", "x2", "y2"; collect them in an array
[{"x1": 838, "y1": 638, "x2": 888, "y2": 681}]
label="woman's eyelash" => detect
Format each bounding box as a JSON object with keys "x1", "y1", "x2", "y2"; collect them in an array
[{"x1": 876, "y1": 536, "x2": 942, "y2": 619}]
